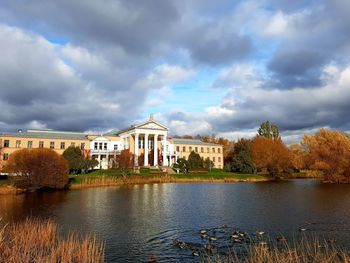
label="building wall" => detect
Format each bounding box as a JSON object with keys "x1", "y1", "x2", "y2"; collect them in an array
[
  {"x1": 0, "y1": 136, "x2": 90, "y2": 167},
  {"x1": 173, "y1": 143, "x2": 224, "y2": 169}
]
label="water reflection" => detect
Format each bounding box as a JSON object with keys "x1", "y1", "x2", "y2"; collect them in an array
[{"x1": 2, "y1": 180, "x2": 350, "y2": 262}]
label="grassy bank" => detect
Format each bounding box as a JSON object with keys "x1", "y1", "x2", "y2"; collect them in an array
[
  {"x1": 0, "y1": 218, "x2": 104, "y2": 262},
  {"x1": 69, "y1": 169, "x2": 269, "y2": 189}
]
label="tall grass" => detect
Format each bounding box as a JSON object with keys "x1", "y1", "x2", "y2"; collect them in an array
[
  {"x1": 204, "y1": 237, "x2": 350, "y2": 263},
  {"x1": 0, "y1": 218, "x2": 104, "y2": 263}
]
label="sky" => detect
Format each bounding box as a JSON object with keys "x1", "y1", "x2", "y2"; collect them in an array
[{"x1": 0, "y1": 0, "x2": 350, "y2": 144}]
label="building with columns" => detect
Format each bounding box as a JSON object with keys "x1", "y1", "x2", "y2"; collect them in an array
[{"x1": 0, "y1": 115, "x2": 224, "y2": 170}]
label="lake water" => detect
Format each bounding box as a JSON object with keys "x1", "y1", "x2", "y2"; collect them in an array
[{"x1": 1, "y1": 180, "x2": 350, "y2": 262}]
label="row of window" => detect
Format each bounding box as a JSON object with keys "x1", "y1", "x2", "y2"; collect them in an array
[
  {"x1": 2, "y1": 139, "x2": 85, "y2": 150},
  {"x1": 180, "y1": 155, "x2": 222, "y2": 162},
  {"x1": 176, "y1": 146, "x2": 221, "y2": 154},
  {"x1": 93, "y1": 142, "x2": 119, "y2": 151}
]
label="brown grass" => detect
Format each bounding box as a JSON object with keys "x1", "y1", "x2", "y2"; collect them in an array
[
  {"x1": 204, "y1": 238, "x2": 350, "y2": 263},
  {"x1": 0, "y1": 218, "x2": 104, "y2": 263},
  {"x1": 70, "y1": 175, "x2": 269, "y2": 189},
  {"x1": 0, "y1": 185, "x2": 27, "y2": 195}
]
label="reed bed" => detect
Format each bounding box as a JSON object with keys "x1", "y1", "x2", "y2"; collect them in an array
[
  {"x1": 0, "y1": 218, "x2": 104, "y2": 263},
  {"x1": 204, "y1": 237, "x2": 350, "y2": 263},
  {"x1": 70, "y1": 175, "x2": 269, "y2": 189}
]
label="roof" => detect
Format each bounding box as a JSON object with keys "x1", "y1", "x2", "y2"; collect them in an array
[
  {"x1": 172, "y1": 138, "x2": 222, "y2": 147},
  {"x1": 0, "y1": 129, "x2": 88, "y2": 140},
  {"x1": 112, "y1": 117, "x2": 168, "y2": 136}
]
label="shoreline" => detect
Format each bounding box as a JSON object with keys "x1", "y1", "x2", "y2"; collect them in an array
[
  {"x1": 0, "y1": 175, "x2": 272, "y2": 194},
  {"x1": 69, "y1": 175, "x2": 272, "y2": 189}
]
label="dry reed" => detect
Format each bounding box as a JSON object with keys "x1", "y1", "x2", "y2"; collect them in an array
[
  {"x1": 0, "y1": 218, "x2": 104, "y2": 263},
  {"x1": 204, "y1": 237, "x2": 350, "y2": 263}
]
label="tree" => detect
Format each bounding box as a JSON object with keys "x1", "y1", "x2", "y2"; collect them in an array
[
  {"x1": 4, "y1": 148, "x2": 69, "y2": 190},
  {"x1": 257, "y1": 121, "x2": 280, "y2": 140},
  {"x1": 251, "y1": 136, "x2": 293, "y2": 177},
  {"x1": 114, "y1": 149, "x2": 134, "y2": 176},
  {"x1": 302, "y1": 129, "x2": 350, "y2": 182},
  {"x1": 203, "y1": 157, "x2": 214, "y2": 171},
  {"x1": 63, "y1": 146, "x2": 97, "y2": 173},
  {"x1": 187, "y1": 151, "x2": 204, "y2": 170},
  {"x1": 289, "y1": 143, "x2": 306, "y2": 171},
  {"x1": 230, "y1": 139, "x2": 255, "y2": 174},
  {"x1": 173, "y1": 158, "x2": 189, "y2": 173}
]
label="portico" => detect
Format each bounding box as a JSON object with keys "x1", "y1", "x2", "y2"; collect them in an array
[{"x1": 117, "y1": 115, "x2": 169, "y2": 167}]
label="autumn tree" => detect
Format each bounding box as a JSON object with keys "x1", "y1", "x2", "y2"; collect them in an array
[
  {"x1": 251, "y1": 136, "x2": 293, "y2": 177},
  {"x1": 258, "y1": 121, "x2": 280, "y2": 140},
  {"x1": 4, "y1": 148, "x2": 69, "y2": 190},
  {"x1": 302, "y1": 129, "x2": 350, "y2": 182},
  {"x1": 289, "y1": 143, "x2": 307, "y2": 171},
  {"x1": 114, "y1": 149, "x2": 134, "y2": 176}
]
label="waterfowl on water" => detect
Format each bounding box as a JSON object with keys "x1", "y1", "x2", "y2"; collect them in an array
[
  {"x1": 200, "y1": 230, "x2": 207, "y2": 234},
  {"x1": 209, "y1": 236, "x2": 217, "y2": 241},
  {"x1": 192, "y1": 251, "x2": 200, "y2": 257},
  {"x1": 299, "y1": 228, "x2": 307, "y2": 232},
  {"x1": 257, "y1": 231, "x2": 265, "y2": 235}
]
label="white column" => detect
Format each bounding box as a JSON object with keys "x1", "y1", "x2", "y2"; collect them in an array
[
  {"x1": 144, "y1": 134, "x2": 149, "y2": 166},
  {"x1": 169, "y1": 155, "x2": 173, "y2": 166},
  {"x1": 134, "y1": 133, "x2": 139, "y2": 166},
  {"x1": 162, "y1": 135, "x2": 168, "y2": 166},
  {"x1": 154, "y1": 135, "x2": 158, "y2": 166}
]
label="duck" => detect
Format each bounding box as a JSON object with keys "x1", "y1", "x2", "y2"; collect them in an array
[
  {"x1": 192, "y1": 251, "x2": 200, "y2": 257},
  {"x1": 299, "y1": 228, "x2": 307, "y2": 232},
  {"x1": 200, "y1": 230, "x2": 207, "y2": 234},
  {"x1": 209, "y1": 236, "x2": 217, "y2": 241},
  {"x1": 256, "y1": 231, "x2": 265, "y2": 235}
]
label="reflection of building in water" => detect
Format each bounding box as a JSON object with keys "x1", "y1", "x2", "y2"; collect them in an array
[{"x1": 0, "y1": 115, "x2": 223, "y2": 170}]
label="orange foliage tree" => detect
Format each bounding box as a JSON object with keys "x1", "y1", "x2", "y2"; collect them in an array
[
  {"x1": 302, "y1": 129, "x2": 350, "y2": 182},
  {"x1": 4, "y1": 148, "x2": 69, "y2": 190},
  {"x1": 289, "y1": 143, "x2": 307, "y2": 171},
  {"x1": 252, "y1": 137, "x2": 294, "y2": 177},
  {"x1": 114, "y1": 149, "x2": 134, "y2": 176}
]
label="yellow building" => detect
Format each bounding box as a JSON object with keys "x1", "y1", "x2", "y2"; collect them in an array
[{"x1": 0, "y1": 116, "x2": 224, "y2": 170}]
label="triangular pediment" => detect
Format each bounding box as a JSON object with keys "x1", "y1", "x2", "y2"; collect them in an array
[{"x1": 136, "y1": 120, "x2": 168, "y2": 131}]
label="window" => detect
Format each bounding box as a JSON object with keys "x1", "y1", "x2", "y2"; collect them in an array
[
  {"x1": 195, "y1": 147, "x2": 198, "y2": 153},
  {"x1": 189, "y1": 146, "x2": 192, "y2": 152},
  {"x1": 104, "y1": 143, "x2": 107, "y2": 150},
  {"x1": 3, "y1": 153, "x2": 9, "y2": 161},
  {"x1": 201, "y1": 147, "x2": 204, "y2": 153},
  {"x1": 176, "y1": 146, "x2": 180, "y2": 152},
  {"x1": 61, "y1": 142, "x2": 65, "y2": 150},
  {"x1": 183, "y1": 146, "x2": 186, "y2": 152},
  {"x1": 4, "y1": 140, "x2": 9, "y2": 147},
  {"x1": 218, "y1": 148, "x2": 221, "y2": 153},
  {"x1": 27, "y1": 141, "x2": 33, "y2": 148},
  {"x1": 94, "y1": 142, "x2": 98, "y2": 150},
  {"x1": 212, "y1": 147, "x2": 215, "y2": 153},
  {"x1": 39, "y1": 141, "x2": 44, "y2": 148},
  {"x1": 114, "y1": 144, "x2": 118, "y2": 150},
  {"x1": 71, "y1": 142, "x2": 75, "y2": 147},
  {"x1": 50, "y1": 141, "x2": 55, "y2": 149},
  {"x1": 218, "y1": 157, "x2": 221, "y2": 162},
  {"x1": 81, "y1": 143, "x2": 85, "y2": 150},
  {"x1": 207, "y1": 147, "x2": 209, "y2": 153},
  {"x1": 99, "y1": 143, "x2": 102, "y2": 150},
  {"x1": 213, "y1": 157, "x2": 216, "y2": 162},
  {"x1": 15, "y1": 140, "x2": 21, "y2": 148}
]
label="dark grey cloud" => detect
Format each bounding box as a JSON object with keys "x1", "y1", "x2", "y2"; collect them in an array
[{"x1": 267, "y1": 49, "x2": 326, "y2": 88}]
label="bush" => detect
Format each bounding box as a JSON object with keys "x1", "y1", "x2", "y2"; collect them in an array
[{"x1": 4, "y1": 148, "x2": 69, "y2": 190}]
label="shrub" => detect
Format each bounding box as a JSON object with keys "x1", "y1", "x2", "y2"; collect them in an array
[
  {"x1": 63, "y1": 146, "x2": 97, "y2": 173},
  {"x1": 113, "y1": 149, "x2": 134, "y2": 176},
  {"x1": 4, "y1": 148, "x2": 69, "y2": 190}
]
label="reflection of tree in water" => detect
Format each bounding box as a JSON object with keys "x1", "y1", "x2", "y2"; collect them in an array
[{"x1": 0, "y1": 191, "x2": 68, "y2": 224}]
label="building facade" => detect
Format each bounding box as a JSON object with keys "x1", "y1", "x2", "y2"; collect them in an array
[{"x1": 0, "y1": 116, "x2": 224, "y2": 170}]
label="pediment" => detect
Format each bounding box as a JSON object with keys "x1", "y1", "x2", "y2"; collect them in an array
[
  {"x1": 93, "y1": 136, "x2": 109, "y2": 141},
  {"x1": 136, "y1": 121, "x2": 168, "y2": 131}
]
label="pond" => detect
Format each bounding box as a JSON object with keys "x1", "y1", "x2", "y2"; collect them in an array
[{"x1": 1, "y1": 180, "x2": 350, "y2": 262}]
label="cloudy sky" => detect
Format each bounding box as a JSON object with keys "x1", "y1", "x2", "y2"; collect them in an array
[{"x1": 0, "y1": 0, "x2": 350, "y2": 143}]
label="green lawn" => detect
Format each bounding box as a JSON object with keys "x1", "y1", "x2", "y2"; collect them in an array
[
  {"x1": 0, "y1": 179, "x2": 11, "y2": 186},
  {"x1": 172, "y1": 169, "x2": 265, "y2": 180}
]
